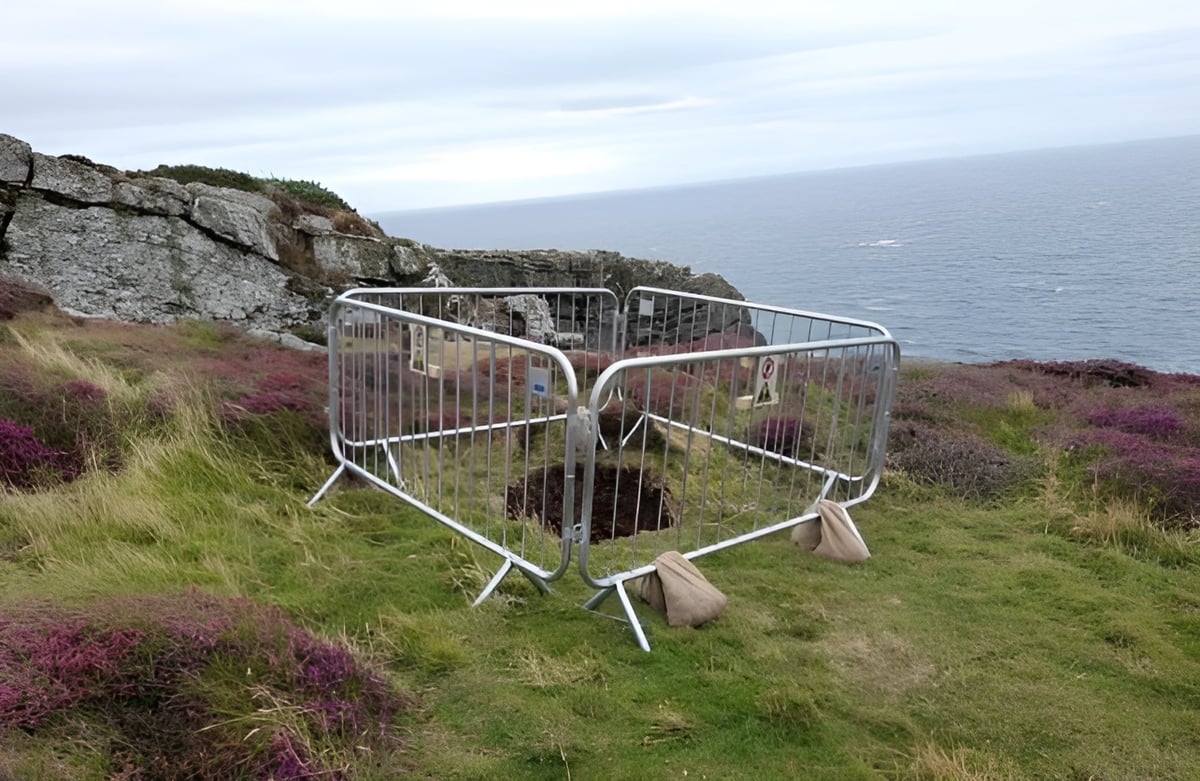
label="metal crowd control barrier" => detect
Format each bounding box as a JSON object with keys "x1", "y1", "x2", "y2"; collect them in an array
[
  {"x1": 307, "y1": 287, "x2": 621, "y2": 602},
  {"x1": 309, "y1": 286, "x2": 898, "y2": 650},
  {"x1": 578, "y1": 287, "x2": 899, "y2": 650}
]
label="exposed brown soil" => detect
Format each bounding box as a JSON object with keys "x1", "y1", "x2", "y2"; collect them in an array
[{"x1": 506, "y1": 462, "x2": 676, "y2": 541}]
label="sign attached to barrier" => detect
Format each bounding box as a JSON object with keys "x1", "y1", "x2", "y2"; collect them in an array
[
  {"x1": 409, "y1": 324, "x2": 428, "y2": 374},
  {"x1": 638, "y1": 297, "x2": 655, "y2": 317},
  {"x1": 737, "y1": 354, "x2": 781, "y2": 408},
  {"x1": 529, "y1": 366, "x2": 551, "y2": 398},
  {"x1": 754, "y1": 355, "x2": 780, "y2": 406}
]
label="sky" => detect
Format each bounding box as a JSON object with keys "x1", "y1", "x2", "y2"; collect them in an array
[{"x1": 4, "y1": 1, "x2": 1200, "y2": 213}]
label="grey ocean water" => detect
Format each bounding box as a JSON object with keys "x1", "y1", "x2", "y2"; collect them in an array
[{"x1": 377, "y1": 136, "x2": 1200, "y2": 373}]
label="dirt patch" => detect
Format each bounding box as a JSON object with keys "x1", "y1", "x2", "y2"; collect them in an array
[{"x1": 506, "y1": 463, "x2": 676, "y2": 541}]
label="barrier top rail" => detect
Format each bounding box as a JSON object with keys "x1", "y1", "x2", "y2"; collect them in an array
[{"x1": 625, "y1": 285, "x2": 893, "y2": 341}]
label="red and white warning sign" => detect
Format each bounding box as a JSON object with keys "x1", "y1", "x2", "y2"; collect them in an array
[{"x1": 753, "y1": 355, "x2": 780, "y2": 406}]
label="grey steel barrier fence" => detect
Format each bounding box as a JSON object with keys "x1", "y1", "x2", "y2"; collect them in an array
[
  {"x1": 308, "y1": 287, "x2": 621, "y2": 603},
  {"x1": 309, "y1": 286, "x2": 898, "y2": 650},
  {"x1": 573, "y1": 287, "x2": 898, "y2": 649}
]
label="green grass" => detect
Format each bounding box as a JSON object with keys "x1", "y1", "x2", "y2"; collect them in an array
[{"x1": 3, "y1": 315, "x2": 1200, "y2": 778}]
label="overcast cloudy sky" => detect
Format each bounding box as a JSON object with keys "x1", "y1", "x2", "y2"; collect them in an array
[{"x1": 4, "y1": 1, "x2": 1199, "y2": 212}]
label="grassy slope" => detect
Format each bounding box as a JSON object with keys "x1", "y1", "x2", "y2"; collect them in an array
[{"x1": 2, "y1": 311, "x2": 1199, "y2": 780}]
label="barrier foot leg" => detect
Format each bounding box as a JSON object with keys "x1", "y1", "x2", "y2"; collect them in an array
[
  {"x1": 472, "y1": 559, "x2": 514, "y2": 607},
  {"x1": 385, "y1": 448, "x2": 401, "y2": 485},
  {"x1": 473, "y1": 559, "x2": 552, "y2": 607},
  {"x1": 307, "y1": 464, "x2": 345, "y2": 508},
  {"x1": 614, "y1": 582, "x2": 652, "y2": 652},
  {"x1": 582, "y1": 584, "x2": 651, "y2": 652},
  {"x1": 620, "y1": 414, "x2": 647, "y2": 448}
]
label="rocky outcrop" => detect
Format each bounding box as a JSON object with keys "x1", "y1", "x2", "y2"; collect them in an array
[{"x1": 0, "y1": 134, "x2": 744, "y2": 341}]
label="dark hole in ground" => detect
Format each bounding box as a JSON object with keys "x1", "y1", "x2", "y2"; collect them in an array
[{"x1": 506, "y1": 463, "x2": 676, "y2": 542}]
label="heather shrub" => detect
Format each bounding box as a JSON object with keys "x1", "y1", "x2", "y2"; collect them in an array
[
  {"x1": 1085, "y1": 405, "x2": 1185, "y2": 441},
  {"x1": 751, "y1": 417, "x2": 811, "y2": 459},
  {"x1": 888, "y1": 422, "x2": 1041, "y2": 500},
  {"x1": 221, "y1": 361, "x2": 330, "y2": 459},
  {"x1": 1067, "y1": 429, "x2": 1200, "y2": 528},
  {"x1": 0, "y1": 591, "x2": 411, "y2": 779},
  {"x1": 0, "y1": 276, "x2": 54, "y2": 320},
  {"x1": 235, "y1": 387, "x2": 310, "y2": 417},
  {"x1": 626, "y1": 367, "x2": 714, "y2": 420},
  {"x1": 64, "y1": 378, "x2": 105, "y2": 403},
  {"x1": 0, "y1": 350, "x2": 149, "y2": 479},
  {"x1": 0, "y1": 418, "x2": 73, "y2": 489}
]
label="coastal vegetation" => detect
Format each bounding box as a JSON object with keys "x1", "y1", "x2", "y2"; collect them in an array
[
  {"x1": 136, "y1": 163, "x2": 376, "y2": 241},
  {"x1": 2, "y1": 282, "x2": 1200, "y2": 778},
  {"x1": 139, "y1": 164, "x2": 354, "y2": 212}
]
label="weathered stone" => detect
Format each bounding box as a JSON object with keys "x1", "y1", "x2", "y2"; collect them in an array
[
  {"x1": 1, "y1": 196, "x2": 313, "y2": 329},
  {"x1": 422, "y1": 262, "x2": 455, "y2": 288},
  {"x1": 0, "y1": 135, "x2": 33, "y2": 184},
  {"x1": 503, "y1": 294, "x2": 557, "y2": 342},
  {"x1": 389, "y1": 241, "x2": 434, "y2": 279},
  {"x1": 466, "y1": 294, "x2": 558, "y2": 343},
  {"x1": 186, "y1": 183, "x2": 278, "y2": 261},
  {"x1": 312, "y1": 233, "x2": 395, "y2": 279},
  {"x1": 113, "y1": 176, "x2": 190, "y2": 216},
  {"x1": 246, "y1": 328, "x2": 326, "y2": 352},
  {"x1": 30, "y1": 153, "x2": 114, "y2": 203},
  {"x1": 0, "y1": 133, "x2": 746, "y2": 347},
  {"x1": 295, "y1": 213, "x2": 334, "y2": 234}
]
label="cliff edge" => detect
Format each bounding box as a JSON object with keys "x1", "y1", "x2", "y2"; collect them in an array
[{"x1": 0, "y1": 134, "x2": 742, "y2": 340}]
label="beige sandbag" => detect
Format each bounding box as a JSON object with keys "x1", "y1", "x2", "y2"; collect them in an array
[
  {"x1": 791, "y1": 499, "x2": 871, "y2": 563},
  {"x1": 638, "y1": 551, "x2": 728, "y2": 627},
  {"x1": 790, "y1": 517, "x2": 822, "y2": 551}
]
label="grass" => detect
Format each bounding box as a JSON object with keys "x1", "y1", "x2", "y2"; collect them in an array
[{"x1": 2, "y1": 309, "x2": 1200, "y2": 778}]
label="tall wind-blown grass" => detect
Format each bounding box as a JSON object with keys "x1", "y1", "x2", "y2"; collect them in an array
[{"x1": 4, "y1": 319, "x2": 1200, "y2": 778}]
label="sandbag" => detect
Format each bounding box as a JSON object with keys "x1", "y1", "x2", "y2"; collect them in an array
[
  {"x1": 638, "y1": 551, "x2": 728, "y2": 627},
  {"x1": 790, "y1": 499, "x2": 871, "y2": 563},
  {"x1": 790, "y1": 517, "x2": 822, "y2": 551}
]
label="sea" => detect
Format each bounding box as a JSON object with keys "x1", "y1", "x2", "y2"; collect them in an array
[{"x1": 375, "y1": 135, "x2": 1200, "y2": 374}]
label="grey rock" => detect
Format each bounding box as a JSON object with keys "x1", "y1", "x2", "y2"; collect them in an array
[
  {"x1": 0, "y1": 135, "x2": 33, "y2": 184},
  {"x1": 295, "y1": 213, "x2": 334, "y2": 234},
  {"x1": 186, "y1": 183, "x2": 278, "y2": 261},
  {"x1": 1, "y1": 196, "x2": 313, "y2": 329},
  {"x1": 422, "y1": 262, "x2": 455, "y2": 288},
  {"x1": 312, "y1": 233, "x2": 394, "y2": 279},
  {"x1": 389, "y1": 241, "x2": 434, "y2": 279},
  {"x1": 0, "y1": 133, "x2": 746, "y2": 349},
  {"x1": 246, "y1": 328, "x2": 326, "y2": 352},
  {"x1": 113, "y1": 177, "x2": 190, "y2": 216},
  {"x1": 503, "y1": 294, "x2": 557, "y2": 342},
  {"x1": 31, "y1": 154, "x2": 114, "y2": 203}
]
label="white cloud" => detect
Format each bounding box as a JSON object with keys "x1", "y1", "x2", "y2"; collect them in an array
[
  {"x1": 3, "y1": 0, "x2": 1198, "y2": 211},
  {"x1": 345, "y1": 144, "x2": 619, "y2": 184}
]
